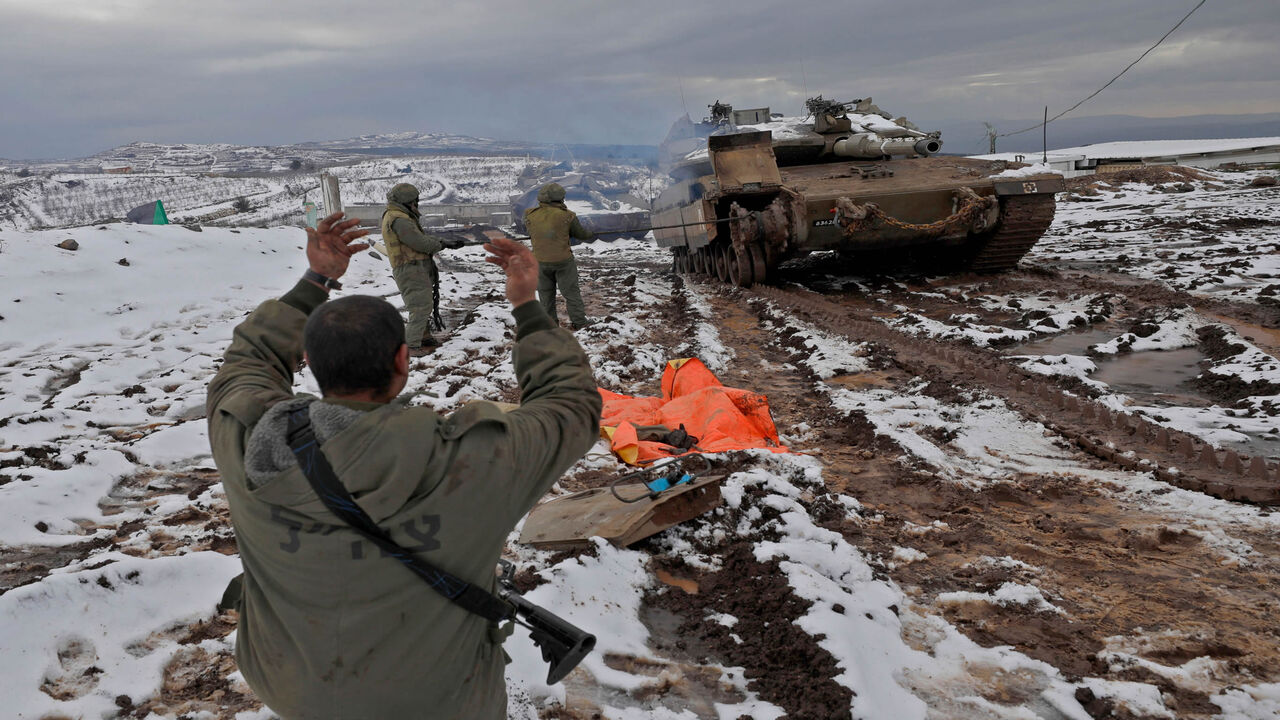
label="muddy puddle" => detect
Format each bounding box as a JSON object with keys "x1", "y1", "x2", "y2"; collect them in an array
[
  {"x1": 1011, "y1": 327, "x2": 1118, "y2": 357},
  {"x1": 1011, "y1": 327, "x2": 1208, "y2": 404},
  {"x1": 1009, "y1": 332, "x2": 1280, "y2": 460},
  {"x1": 1092, "y1": 347, "x2": 1209, "y2": 405},
  {"x1": 825, "y1": 369, "x2": 896, "y2": 390}
]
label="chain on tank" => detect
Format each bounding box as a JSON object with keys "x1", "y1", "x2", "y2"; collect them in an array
[{"x1": 838, "y1": 189, "x2": 995, "y2": 236}]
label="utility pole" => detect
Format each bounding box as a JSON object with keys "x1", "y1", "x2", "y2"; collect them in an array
[
  {"x1": 984, "y1": 122, "x2": 998, "y2": 154},
  {"x1": 1042, "y1": 106, "x2": 1048, "y2": 164}
]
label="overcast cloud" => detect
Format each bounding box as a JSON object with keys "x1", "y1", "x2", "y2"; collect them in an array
[{"x1": 2, "y1": 0, "x2": 1277, "y2": 159}]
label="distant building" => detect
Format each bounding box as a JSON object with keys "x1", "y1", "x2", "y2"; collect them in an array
[
  {"x1": 102, "y1": 165, "x2": 133, "y2": 174},
  {"x1": 974, "y1": 137, "x2": 1280, "y2": 177}
]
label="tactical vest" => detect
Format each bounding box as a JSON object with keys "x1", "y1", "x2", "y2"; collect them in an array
[
  {"x1": 525, "y1": 203, "x2": 576, "y2": 263},
  {"x1": 380, "y1": 208, "x2": 432, "y2": 268}
]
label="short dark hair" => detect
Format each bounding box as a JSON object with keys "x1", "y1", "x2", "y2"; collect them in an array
[{"x1": 303, "y1": 295, "x2": 405, "y2": 396}]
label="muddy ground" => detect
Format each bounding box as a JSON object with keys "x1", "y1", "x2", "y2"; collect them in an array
[{"x1": 529, "y1": 248, "x2": 1279, "y2": 719}]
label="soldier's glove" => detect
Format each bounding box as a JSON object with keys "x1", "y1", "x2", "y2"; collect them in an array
[{"x1": 441, "y1": 235, "x2": 466, "y2": 250}]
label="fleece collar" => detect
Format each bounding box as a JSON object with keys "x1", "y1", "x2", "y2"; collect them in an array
[{"x1": 244, "y1": 396, "x2": 368, "y2": 485}]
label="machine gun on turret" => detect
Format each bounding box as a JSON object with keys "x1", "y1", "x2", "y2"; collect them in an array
[{"x1": 804, "y1": 95, "x2": 862, "y2": 123}]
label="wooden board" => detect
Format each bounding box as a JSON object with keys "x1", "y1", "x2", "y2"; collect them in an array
[{"x1": 518, "y1": 475, "x2": 725, "y2": 550}]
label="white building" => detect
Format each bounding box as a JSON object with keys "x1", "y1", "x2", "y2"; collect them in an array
[{"x1": 973, "y1": 137, "x2": 1280, "y2": 177}]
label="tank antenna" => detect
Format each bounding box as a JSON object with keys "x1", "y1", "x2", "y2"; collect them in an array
[
  {"x1": 678, "y1": 76, "x2": 689, "y2": 117},
  {"x1": 799, "y1": 58, "x2": 809, "y2": 112}
]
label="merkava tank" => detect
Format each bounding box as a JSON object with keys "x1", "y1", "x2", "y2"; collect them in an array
[
  {"x1": 653, "y1": 96, "x2": 1063, "y2": 286},
  {"x1": 510, "y1": 162, "x2": 651, "y2": 240}
]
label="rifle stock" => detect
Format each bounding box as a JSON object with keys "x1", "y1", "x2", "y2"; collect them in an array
[{"x1": 502, "y1": 587, "x2": 596, "y2": 684}]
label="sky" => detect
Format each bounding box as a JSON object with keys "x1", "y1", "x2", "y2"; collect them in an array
[{"x1": 2, "y1": 0, "x2": 1278, "y2": 159}]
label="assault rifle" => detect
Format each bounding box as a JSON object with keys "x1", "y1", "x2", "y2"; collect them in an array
[{"x1": 497, "y1": 559, "x2": 596, "y2": 684}]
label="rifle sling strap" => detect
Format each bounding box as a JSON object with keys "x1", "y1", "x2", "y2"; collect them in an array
[{"x1": 285, "y1": 406, "x2": 511, "y2": 624}]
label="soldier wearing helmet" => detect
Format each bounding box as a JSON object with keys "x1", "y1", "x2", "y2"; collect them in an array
[
  {"x1": 523, "y1": 182, "x2": 595, "y2": 330},
  {"x1": 380, "y1": 183, "x2": 464, "y2": 356}
]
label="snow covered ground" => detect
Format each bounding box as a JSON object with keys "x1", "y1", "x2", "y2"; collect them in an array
[
  {"x1": 1032, "y1": 170, "x2": 1280, "y2": 305},
  {"x1": 3, "y1": 164, "x2": 1280, "y2": 719}
]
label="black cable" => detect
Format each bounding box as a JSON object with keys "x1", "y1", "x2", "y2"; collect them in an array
[{"x1": 998, "y1": 0, "x2": 1207, "y2": 139}]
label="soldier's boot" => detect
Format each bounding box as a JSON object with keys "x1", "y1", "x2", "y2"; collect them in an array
[{"x1": 408, "y1": 345, "x2": 435, "y2": 358}]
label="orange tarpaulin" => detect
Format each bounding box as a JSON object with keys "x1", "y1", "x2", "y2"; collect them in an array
[{"x1": 600, "y1": 358, "x2": 789, "y2": 465}]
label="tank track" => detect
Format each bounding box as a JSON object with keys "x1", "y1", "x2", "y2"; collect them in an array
[{"x1": 966, "y1": 193, "x2": 1057, "y2": 273}]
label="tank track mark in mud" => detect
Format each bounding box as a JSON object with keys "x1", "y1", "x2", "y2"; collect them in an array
[
  {"x1": 966, "y1": 193, "x2": 1057, "y2": 273},
  {"x1": 742, "y1": 284, "x2": 1280, "y2": 506}
]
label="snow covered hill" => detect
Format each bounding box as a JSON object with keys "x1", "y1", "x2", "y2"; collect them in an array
[
  {"x1": 297, "y1": 130, "x2": 547, "y2": 155},
  {"x1": 0, "y1": 155, "x2": 653, "y2": 231}
]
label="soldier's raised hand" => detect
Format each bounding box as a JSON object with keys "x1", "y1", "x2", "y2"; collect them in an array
[
  {"x1": 306, "y1": 212, "x2": 371, "y2": 281},
  {"x1": 483, "y1": 237, "x2": 538, "y2": 307}
]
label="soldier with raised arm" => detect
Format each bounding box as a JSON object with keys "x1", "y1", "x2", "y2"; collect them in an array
[{"x1": 206, "y1": 212, "x2": 601, "y2": 719}]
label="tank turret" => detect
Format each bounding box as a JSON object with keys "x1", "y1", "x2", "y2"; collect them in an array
[
  {"x1": 666, "y1": 95, "x2": 944, "y2": 177},
  {"x1": 805, "y1": 95, "x2": 942, "y2": 159}
]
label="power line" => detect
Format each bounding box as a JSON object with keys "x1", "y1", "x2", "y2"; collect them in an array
[{"x1": 998, "y1": 0, "x2": 1207, "y2": 138}]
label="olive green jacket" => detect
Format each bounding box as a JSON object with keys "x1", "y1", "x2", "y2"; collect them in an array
[
  {"x1": 206, "y1": 280, "x2": 601, "y2": 720},
  {"x1": 381, "y1": 200, "x2": 449, "y2": 268},
  {"x1": 524, "y1": 201, "x2": 593, "y2": 263}
]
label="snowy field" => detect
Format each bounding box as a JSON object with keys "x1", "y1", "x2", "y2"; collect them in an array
[{"x1": 3, "y1": 165, "x2": 1280, "y2": 719}]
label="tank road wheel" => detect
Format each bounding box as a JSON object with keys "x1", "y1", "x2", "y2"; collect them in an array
[
  {"x1": 714, "y1": 245, "x2": 731, "y2": 282},
  {"x1": 692, "y1": 248, "x2": 705, "y2": 275},
  {"x1": 747, "y1": 242, "x2": 769, "y2": 285},
  {"x1": 727, "y1": 203, "x2": 757, "y2": 287},
  {"x1": 729, "y1": 245, "x2": 754, "y2": 287}
]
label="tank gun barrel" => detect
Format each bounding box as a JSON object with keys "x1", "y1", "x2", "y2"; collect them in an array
[{"x1": 832, "y1": 133, "x2": 942, "y2": 159}]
